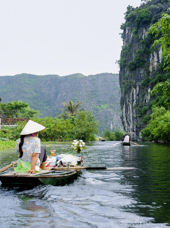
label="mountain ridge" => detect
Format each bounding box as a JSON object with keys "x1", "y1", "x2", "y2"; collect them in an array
[{"x1": 0, "y1": 72, "x2": 122, "y2": 134}]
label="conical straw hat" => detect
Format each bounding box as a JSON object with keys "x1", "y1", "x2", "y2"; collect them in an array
[{"x1": 20, "y1": 120, "x2": 45, "y2": 135}]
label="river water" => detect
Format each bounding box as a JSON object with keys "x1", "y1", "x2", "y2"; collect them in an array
[{"x1": 0, "y1": 141, "x2": 170, "y2": 228}]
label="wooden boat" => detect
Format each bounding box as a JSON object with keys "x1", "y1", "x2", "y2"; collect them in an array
[
  {"x1": 0, "y1": 162, "x2": 136, "y2": 189},
  {"x1": 122, "y1": 141, "x2": 131, "y2": 146},
  {"x1": 0, "y1": 169, "x2": 80, "y2": 189},
  {"x1": 99, "y1": 137, "x2": 105, "y2": 141}
]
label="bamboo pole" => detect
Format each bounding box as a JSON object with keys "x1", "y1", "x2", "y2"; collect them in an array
[
  {"x1": 113, "y1": 142, "x2": 121, "y2": 146},
  {"x1": 0, "y1": 161, "x2": 18, "y2": 173},
  {"x1": 131, "y1": 142, "x2": 140, "y2": 146},
  {"x1": 52, "y1": 166, "x2": 136, "y2": 171}
]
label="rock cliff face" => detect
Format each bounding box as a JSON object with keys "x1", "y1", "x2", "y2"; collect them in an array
[
  {"x1": 0, "y1": 73, "x2": 122, "y2": 134},
  {"x1": 119, "y1": 0, "x2": 170, "y2": 140}
]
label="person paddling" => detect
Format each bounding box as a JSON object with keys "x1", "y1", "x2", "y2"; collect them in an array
[
  {"x1": 122, "y1": 134, "x2": 130, "y2": 142},
  {"x1": 123, "y1": 134, "x2": 130, "y2": 143},
  {"x1": 15, "y1": 120, "x2": 48, "y2": 174}
]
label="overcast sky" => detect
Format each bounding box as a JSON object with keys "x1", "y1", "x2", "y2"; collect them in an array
[{"x1": 0, "y1": 0, "x2": 142, "y2": 76}]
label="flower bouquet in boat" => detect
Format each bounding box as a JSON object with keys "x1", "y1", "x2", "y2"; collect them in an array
[
  {"x1": 57, "y1": 140, "x2": 86, "y2": 167},
  {"x1": 71, "y1": 139, "x2": 86, "y2": 153},
  {"x1": 71, "y1": 139, "x2": 86, "y2": 165}
]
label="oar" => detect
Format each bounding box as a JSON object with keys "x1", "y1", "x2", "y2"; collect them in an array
[
  {"x1": 113, "y1": 142, "x2": 121, "y2": 146},
  {"x1": 52, "y1": 166, "x2": 135, "y2": 171},
  {"x1": 0, "y1": 161, "x2": 18, "y2": 173},
  {"x1": 131, "y1": 142, "x2": 140, "y2": 146}
]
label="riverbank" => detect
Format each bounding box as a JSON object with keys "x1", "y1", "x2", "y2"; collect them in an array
[{"x1": 0, "y1": 140, "x2": 72, "y2": 150}]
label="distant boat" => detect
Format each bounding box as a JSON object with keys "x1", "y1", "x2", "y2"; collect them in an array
[{"x1": 99, "y1": 137, "x2": 105, "y2": 141}]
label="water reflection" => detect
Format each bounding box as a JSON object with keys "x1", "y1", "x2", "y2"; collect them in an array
[{"x1": 0, "y1": 141, "x2": 170, "y2": 227}]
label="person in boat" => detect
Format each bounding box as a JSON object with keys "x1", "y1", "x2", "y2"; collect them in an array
[
  {"x1": 39, "y1": 146, "x2": 49, "y2": 169},
  {"x1": 122, "y1": 134, "x2": 127, "y2": 142},
  {"x1": 124, "y1": 134, "x2": 130, "y2": 142},
  {"x1": 122, "y1": 134, "x2": 130, "y2": 142},
  {"x1": 15, "y1": 120, "x2": 49, "y2": 174}
]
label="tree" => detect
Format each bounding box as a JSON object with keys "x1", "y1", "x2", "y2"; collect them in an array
[
  {"x1": 104, "y1": 130, "x2": 114, "y2": 140},
  {"x1": 124, "y1": 5, "x2": 134, "y2": 19},
  {"x1": 32, "y1": 117, "x2": 74, "y2": 141},
  {"x1": 16, "y1": 106, "x2": 40, "y2": 118},
  {"x1": 113, "y1": 130, "x2": 125, "y2": 141},
  {"x1": 0, "y1": 101, "x2": 40, "y2": 118},
  {"x1": 148, "y1": 8, "x2": 170, "y2": 71},
  {"x1": 151, "y1": 79, "x2": 170, "y2": 108},
  {"x1": 104, "y1": 129, "x2": 125, "y2": 141},
  {"x1": 141, "y1": 106, "x2": 170, "y2": 142},
  {"x1": 1, "y1": 112, "x2": 98, "y2": 142},
  {"x1": 73, "y1": 110, "x2": 99, "y2": 142},
  {"x1": 57, "y1": 111, "x2": 70, "y2": 120},
  {"x1": 148, "y1": 8, "x2": 170, "y2": 108},
  {"x1": 0, "y1": 101, "x2": 28, "y2": 118},
  {"x1": 62, "y1": 101, "x2": 82, "y2": 117},
  {"x1": 135, "y1": 8, "x2": 151, "y2": 28}
]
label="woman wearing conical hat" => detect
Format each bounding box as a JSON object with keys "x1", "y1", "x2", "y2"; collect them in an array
[{"x1": 15, "y1": 120, "x2": 46, "y2": 174}]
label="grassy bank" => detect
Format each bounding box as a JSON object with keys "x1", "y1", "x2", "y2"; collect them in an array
[
  {"x1": 0, "y1": 140, "x2": 72, "y2": 150},
  {"x1": 0, "y1": 141, "x2": 16, "y2": 150}
]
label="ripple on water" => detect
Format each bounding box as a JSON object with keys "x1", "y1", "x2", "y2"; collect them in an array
[{"x1": 1, "y1": 141, "x2": 170, "y2": 227}]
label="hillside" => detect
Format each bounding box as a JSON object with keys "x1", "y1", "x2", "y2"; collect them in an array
[
  {"x1": 0, "y1": 73, "x2": 122, "y2": 134},
  {"x1": 119, "y1": 0, "x2": 170, "y2": 140}
]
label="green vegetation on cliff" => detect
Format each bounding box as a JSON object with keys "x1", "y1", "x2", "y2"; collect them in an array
[
  {"x1": 141, "y1": 107, "x2": 170, "y2": 142},
  {"x1": 119, "y1": 0, "x2": 170, "y2": 139},
  {"x1": 142, "y1": 7, "x2": 170, "y2": 142}
]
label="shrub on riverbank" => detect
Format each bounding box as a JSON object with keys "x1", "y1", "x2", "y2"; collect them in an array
[
  {"x1": 0, "y1": 141, "x2": 16, "y2": 150},
  {"x1": 104, "y1": 129, "x2": 125, "y2": 141},
  {"x1": 141, "y1": 107, "x2": 170, "y2": 142},
  {"x1": 0, "y1": 110, "x2": 99, "y2": 142}
]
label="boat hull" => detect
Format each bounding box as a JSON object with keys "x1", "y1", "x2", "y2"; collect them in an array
[
  {"x1": 122, "y1": 142, "x2": 131, "y2": 146},
  {"x1": 0, "y1": 170, "x2": 80, "y2": 189}
]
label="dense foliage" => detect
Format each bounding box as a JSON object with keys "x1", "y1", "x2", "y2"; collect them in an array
[
  {"x1": 141, "y1": 107, "x2": 170, "y2": 142},
  {"x1": 119, "y1": 5, "x2": 155, "y2": 96},
  {"x1": 0, "y1": 141, "x2": 16, "y2": 150},
  {"x1": 148, "y1": 8, "x2": 170, "y2": 72},
  {"x1": 0, "y1": 101, "x2": 40, "y2": 118},
  {"x1": 151, "y1": 79, "x2": 170, "y2": 108},
  {"x1": 148, "y1": 8, "x2": 170, "y2": 108},
  {"x1": 0, "y1": 110, "x2": 99, "y2": 142},
  {"x1": 121, "y1": 6, "x2": 152, "y2": 34},
  {"x1": 142, "y1": 7, "x2": 170, "y2": 141},
  {"x1": 104, "y1": 130, "x2": 125, "y2": 141},
  {"x1": 57, "y1": 101, "x2": 83, "y2": 119},
  {"x1": 119, "y1": 0, "x2": 170, "y2": 140}
]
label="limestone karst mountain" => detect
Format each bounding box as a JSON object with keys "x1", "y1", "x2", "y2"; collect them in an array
[
  {"x1": 119, "y1": 0, "x2": 170, "y2": 139},
  {"x1": 0, "y1": 73, "x2": 122, "y2": 134}
]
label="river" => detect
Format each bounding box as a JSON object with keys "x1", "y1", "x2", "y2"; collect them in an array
[{"x1": 0, "y1": 141, "x2": 170, "y2": 228}]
